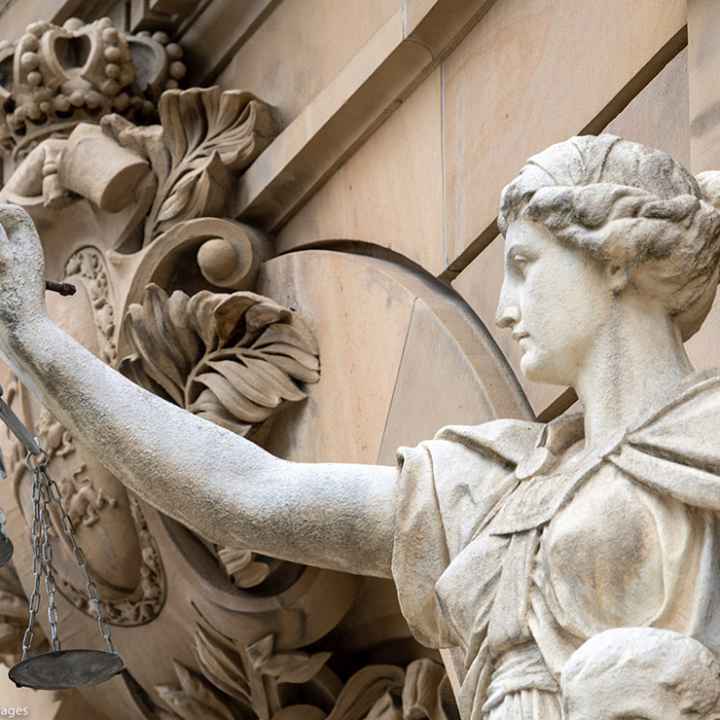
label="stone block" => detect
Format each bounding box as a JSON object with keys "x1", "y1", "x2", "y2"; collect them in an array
[
  {"x1": 606, "y1": 49, "x2": 689, "y2": 168},
  {"x1": 216, "y1": 0, "x2": 401, "y2": 126},
  {"x1": 275, "y1": 68, "x2": 445, "y2": 275},
  {"x1": 442, "y1": 0, "x2": 686, "y2": 265},
  {"x1": 256, "y1": 250, "x2": 417, "y2": 465},
  {"x1": 256, "y1": 248, "x2": 530, "y2": 464},
  {"x1": 689, "y1": 0, "x2": 720, "y2": 173},
  {"x1": 377, "y1": 294, "x2": 529, "y2": 465}
]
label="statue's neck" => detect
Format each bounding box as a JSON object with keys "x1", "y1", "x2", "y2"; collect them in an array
[{"x1": 574, "y1": 295, "x2": 694, "y2": 453}]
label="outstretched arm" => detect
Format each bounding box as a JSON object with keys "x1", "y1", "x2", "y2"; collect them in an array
[{"x1": 0, "y1": 205, "x2": 396, "y2": 578}]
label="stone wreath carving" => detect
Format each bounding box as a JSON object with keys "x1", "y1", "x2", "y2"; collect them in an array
[
  {"x1": 155, "y1": 619, "x2": 451, "y2": 720},
  {"x1": 119, "y1": 284, "x2": 320, "y2": 587}
]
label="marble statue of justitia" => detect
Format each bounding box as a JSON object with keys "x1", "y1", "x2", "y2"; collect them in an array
[{"x1": 0, "y1": 134, "x2": 719, "y2": 719}]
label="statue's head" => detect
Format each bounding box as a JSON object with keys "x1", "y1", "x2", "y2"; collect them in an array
[
  {"x1": 495, "y1": 134, "x2": 720, "y2": 385},
  {"x1": 561, "y1": 628, "x2": 720, "y2": 720}
]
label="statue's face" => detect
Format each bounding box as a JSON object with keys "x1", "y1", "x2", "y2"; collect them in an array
[{"x1": 496, "y1": 220, "x2": 612, "y2": 386}]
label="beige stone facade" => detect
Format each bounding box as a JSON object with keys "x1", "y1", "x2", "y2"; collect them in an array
[{"x1": 0, "y1": 1, "x2": 716, "y2": 718}]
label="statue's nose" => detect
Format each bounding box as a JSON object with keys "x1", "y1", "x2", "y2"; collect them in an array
[{"x1": 496, "y1": 304, "x2": 520, "y2": 329}]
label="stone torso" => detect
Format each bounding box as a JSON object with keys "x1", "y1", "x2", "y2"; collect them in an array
[{"x1": 393, "y1": 372, "x2": 720, "y2": 720}]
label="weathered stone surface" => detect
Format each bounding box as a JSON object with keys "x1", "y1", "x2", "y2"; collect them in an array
[
  {"x1": 275, "y1": 68, "x2": 445, "y2": 275},
  {"x1": 1, "y1": 0, "x2": 720, "y2": 717},
  {"x1": 442, "y1": 0, "x2": 686, "y2": 264},
  {"x1": 689, "y1": 0, "x2": 720, "y2": 173},
  {"x1": 562, "y1": 629, "x2": 720, "y2": 719},
  {"x1": 216, "y1": 0, "x2": 400, "y2": 126},
  {"x1": 0, "y1": 15, "x2": 186, "y2": 162},
  {"x1": 605, "y1": 48, "x2": 690, "y2": 169},
  {"x1": 230, "y1": 0, "x2": 494, "y2": 237}
]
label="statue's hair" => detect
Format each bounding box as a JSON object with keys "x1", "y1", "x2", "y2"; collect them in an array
[
  {"x1": 562, "y1": 628, "x2": 720, "y2": 716},
  {"x1": 498, "y1": 134, "x2": 720, "y2": 340}
]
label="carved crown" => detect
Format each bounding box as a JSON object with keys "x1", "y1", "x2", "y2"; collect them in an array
[{"x1": 0, "y1": 16, "x2": 187, "y2": 158}]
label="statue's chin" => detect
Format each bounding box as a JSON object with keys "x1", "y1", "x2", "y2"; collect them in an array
[{"x1": 520, "y1": 353, "x2": 569, "y2": 387}]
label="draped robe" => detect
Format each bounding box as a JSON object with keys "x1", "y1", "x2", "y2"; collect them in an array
[{"x1": 392, "y1": 370, "x2": 720, "y2": 720}]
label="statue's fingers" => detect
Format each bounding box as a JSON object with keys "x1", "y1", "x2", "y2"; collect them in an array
[{"x1": 0, "y1": 204, "x2": 41, "y2": 258}]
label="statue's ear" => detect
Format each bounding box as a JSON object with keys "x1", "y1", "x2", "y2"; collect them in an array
[{"x1": 606, "y1": 262, "x2": 630, "y2": 294}]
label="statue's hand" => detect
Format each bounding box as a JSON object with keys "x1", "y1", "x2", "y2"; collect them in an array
[{"x1": 0, "y1": 205, "x2": 46, "y2": 334}]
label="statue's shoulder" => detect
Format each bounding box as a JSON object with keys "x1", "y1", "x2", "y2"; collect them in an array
[{"x1": 431, "y1": 418, "x2": 545, "y2": 468}]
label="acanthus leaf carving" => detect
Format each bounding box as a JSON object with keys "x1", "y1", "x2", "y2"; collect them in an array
[
  {"x1": 101, "y1": 86, "x2": 275, "y2": 244},
  {"x1": 119, "y1": 284, "x2": 320, "y2": 437},
  {"x1": 156, "y1": 659, "x2": 235, "y2": 720},
  {"x1": 193, "y1": 624, "x2": 253, "y2": 710},
  {"x1": 159, "y1": 623, "x2": 333, "y2": 720},
  {"x1": 156, "y1": 617, "x2": 451, "y2": 720},
  {"x1": 325, "y1": 666, "x2": 405, "y2": 720},
  {"x1": 246, "y1": 633, "x2": 332, "y2": 686},
  {"x1": 216, "y1": 547, "x2": 271, "y2": 588},
  {"x1": 120, "y1": 283, "x2": 320, "y2": 589}
]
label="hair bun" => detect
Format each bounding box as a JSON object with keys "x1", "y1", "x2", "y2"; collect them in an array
[{"x1": 696, "y1": 171, "x2": 720, "y2": 210}]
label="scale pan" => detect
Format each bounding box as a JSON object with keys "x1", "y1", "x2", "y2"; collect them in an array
[
  {"x1": 9, "y1": 650, "x2": 124, "y2": 689},
  {"x1": 0, "y1": 536, "x2": 12, "y2": 567}
]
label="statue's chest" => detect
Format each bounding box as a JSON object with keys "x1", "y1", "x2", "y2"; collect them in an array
[
  {"x1": 435, "y1": 464, "x2": 663, "y2": 649},
  {"x1": 541, "y1": 467, "x2": 665, "y2": 629}
]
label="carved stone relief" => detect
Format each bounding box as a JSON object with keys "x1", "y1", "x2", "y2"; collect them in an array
[
  {"x1": 9, "y1": 11, "x2": 711, "y2": 720},
  {"x1": 155, "y1": 618, "x2": 453, "y2": 720},
  {"x1": 0, "y1": 17, "x2": 187, "y2": 162},
  {"x1": 0, "y1": 30, "x2": 466, "y2": 720},
  {"x1": 119, "y1": 285, "x2": 320, "y2": 435}
]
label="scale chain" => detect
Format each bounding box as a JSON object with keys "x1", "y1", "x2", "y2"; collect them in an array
[
  {"x1": 21, "y1": 459, "x2": 45, "y2": 661},
  {"x1": 19, "y1": 451, "x2": 117, "y2": 661},
  {"x1": 43, "y1": 466, "x2": 116, "y2": 654},
  {"x1": 39, "y1": 471, "x2": 60, "y2": 652}
]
